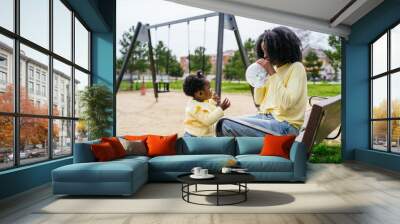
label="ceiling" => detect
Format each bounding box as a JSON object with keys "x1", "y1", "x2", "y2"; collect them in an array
[{"x1": 166, "y1": 0, "x2": 384, "y2": 37}]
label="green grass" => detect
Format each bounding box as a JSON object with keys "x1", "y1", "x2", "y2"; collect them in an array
[
  {"x1": 121, "y1": 80, "x2": 341, "y2": 97},
  {"x1": 309, "y1": 143, "x2": 342, "y2": 163},
  {"x1": 120, "y1": 81, "x2": 153, "y2": 91},
  {"x1": 307, "y1": 83, "x2": 341, "y2": 97}
]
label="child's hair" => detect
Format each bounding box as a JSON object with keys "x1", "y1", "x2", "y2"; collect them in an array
[
  {"x1": 183, "y1": 71, "x2": 206, "y2": 97},
  {"x1": 255, "y1": 26, "x2": 302, "y2": 64}
]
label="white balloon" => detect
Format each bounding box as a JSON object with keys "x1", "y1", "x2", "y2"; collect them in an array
[{"x1": 245, "y1": 62, "x2": 268, "y2": 88}]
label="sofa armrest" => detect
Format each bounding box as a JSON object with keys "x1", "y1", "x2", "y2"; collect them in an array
[
  {"x1": 73, "y1": 140, "x2": 100, "y2": 163},
  {"x1": 289, "y1": 141, "x2": 307, "y2": 181}
]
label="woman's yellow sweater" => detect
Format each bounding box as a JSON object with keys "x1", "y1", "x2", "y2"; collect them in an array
[{"x1": 254, "y1": 62, "x2": 308, "y2": 129}]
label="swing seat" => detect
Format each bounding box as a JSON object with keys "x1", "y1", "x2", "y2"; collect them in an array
[
  {"x1": 155, "y1": 81, "x2": 170, "y2": 93},
  {"x1": 216, "y1": 95, "x2": 341, "y2": 153}
]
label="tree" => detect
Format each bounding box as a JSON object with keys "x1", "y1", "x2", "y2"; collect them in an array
[
  {"x1": 0, "y1": 85, "x2": 59, "y2": 151},
  {"x1": 303, "y1": 50, "x2": 323, "y2": 83},
  {"x1": 189, "y1": 46, "x2": 212, "y2": 74},
  {"x1": 168, "y1": 55, "x2": 184, "y2": 79},
  {"x1": 223, "y1": 38, "x2": 256, "y2": 81},
  {"x1": 372, "y1": 100, "x2": 388, "y2": 142},
  {"x1": 324, "y1": 35, "x2": 341, "y2": 81},
  {"x1": 224, "y1": 51, "x2": 245, "y2": 81},
  {"x1": 154, "y1": 41, "x2": 169, "y2": 74},
  {"x1": 244, "y1": 38, "x2": 257, "y2": 63}
]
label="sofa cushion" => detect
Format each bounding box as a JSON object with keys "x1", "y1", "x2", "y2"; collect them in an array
[
  {"x1": 101, "y1": 137, "x2": 127, "y2": 158},
  {"x1": 236, "y1": 137, "x2": 264, "y2": 155},
  {"x1": 53, "y1": 159, "x2": 147, "y2": 183},
  {"x1": 236, "y1": 155, "x2": 293, "y2": 172},
  {"x1": 147, "y1": 134, "x2": 178, "y2": 157},
  {"x1": 118, "y1": 138, "x2": 147, "y2": 156},
  {"x1": 260, "y1": 135, "x2": 296, "y2": 159},
  {"x1": 74, "y1": 140, "x2": 100, "y2": 163},
  {"x1": 114, "y1": 155, "x2": 150, "y2": 164},
  {"x1": 91, "y1": 142, "x2": 118, "y2": 161},
  {"x1": 178, "y1": 137, "x2": 235, "y2": 155},
  {"x1": 149, "y1": 154, "x2": 235, "y2": 172}
]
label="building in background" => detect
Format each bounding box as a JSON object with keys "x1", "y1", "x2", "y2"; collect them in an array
[
  {"x1": 0, "y1": 41, "x2": 73, "y2": 154},
  {"x1": 180, "y1": 50, "x2": 235, "y2": 76}
]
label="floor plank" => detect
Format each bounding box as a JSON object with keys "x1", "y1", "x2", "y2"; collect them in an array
[{"x1": 1, "y1": 162, "x2": 400, "y2": 224}]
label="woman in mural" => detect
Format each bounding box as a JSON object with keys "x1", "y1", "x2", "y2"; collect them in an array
[{"x1": 219, "y1": 26, "x2": 308, "y2": 137}]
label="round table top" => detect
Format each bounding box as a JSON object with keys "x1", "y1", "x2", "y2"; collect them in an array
[{"x1": 177, "y1": 172, "x2": 255, "y2": 185}]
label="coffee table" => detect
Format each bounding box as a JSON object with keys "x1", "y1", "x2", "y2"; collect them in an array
[{"x1": 177, "y1": 172, "x2": 255, "y2": 206}]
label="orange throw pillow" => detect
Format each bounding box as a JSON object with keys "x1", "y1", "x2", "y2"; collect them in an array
[
  {"x1": 101, "y1": 137, "x2": 126, "y2": 158},
  {"x1": 91, "y1": 142, "x2": 117, "y2": 161},
  {"x1": 124, "y1": 135, "x2": 149, "y2": 141},
  {"x1": 146, "y1": 134, "x2": 178, "y2": 157},
  {"x1": 259, "y1": 135, "x2": 296, "y2": 159}
]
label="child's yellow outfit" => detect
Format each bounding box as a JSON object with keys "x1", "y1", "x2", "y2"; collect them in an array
[{"x1": 183, "y1": 99, "x2": 224, "y2": 136}]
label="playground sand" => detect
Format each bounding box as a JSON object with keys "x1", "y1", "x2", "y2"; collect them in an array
[{"x1": 117, "y1": 89, "x2": 257, "y2": 136}]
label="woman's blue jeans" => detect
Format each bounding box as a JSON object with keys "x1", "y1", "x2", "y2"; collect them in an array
[{"x1": 220, "y1": 114, "x2": 299, "y2": 137}]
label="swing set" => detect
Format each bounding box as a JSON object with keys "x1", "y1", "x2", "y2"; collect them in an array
[{"x1": 116, "y1": 12, "x2": 250, "y2": 101}]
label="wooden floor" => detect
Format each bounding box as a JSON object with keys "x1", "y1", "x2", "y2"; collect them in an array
[{"x1": 1, "y1": 162, "x2": 400, "y2": 224}]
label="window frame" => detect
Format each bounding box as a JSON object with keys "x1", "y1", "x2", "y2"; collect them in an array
[
  {"x1": 370, "y1": 20, "x2": 400, "y2": 154},
  {"x1": 0, "y1": 0, "x2": 91, "y2": 171}
]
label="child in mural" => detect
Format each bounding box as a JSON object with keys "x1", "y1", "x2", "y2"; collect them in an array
[{"x1": 182, "y1": 71, "x2": 231, "y2": 137}]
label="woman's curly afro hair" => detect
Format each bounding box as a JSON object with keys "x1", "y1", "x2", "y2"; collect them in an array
[
  {"x1": 183, "y1": 71, "x2": 207, "y2": 97},
  {"x1": 255, "y1": 26, "x2": 302, "y2": 64}
]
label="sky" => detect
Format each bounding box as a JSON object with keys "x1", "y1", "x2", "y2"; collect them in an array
[{"x1": 116, "y1": 0, "x2": 331, "y2": 59}]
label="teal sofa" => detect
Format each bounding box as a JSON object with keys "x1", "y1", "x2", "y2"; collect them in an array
[{"x1": 52, "y1": 137, "x2": 307, "y2": 196}]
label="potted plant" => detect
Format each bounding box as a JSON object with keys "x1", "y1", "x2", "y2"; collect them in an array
[{"x1": 79, "y1": 84, "x2": 113, "y2": 140}]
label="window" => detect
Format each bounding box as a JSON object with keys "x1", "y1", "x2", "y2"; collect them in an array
[
  {"x1": 41, "y1": 73, "x2": 46, "y2": 83},
  {"x1": 0, "y1": 71, "x2": 6, "y2": 84},
  {"x1": 0, "y1": 0, "x2": 14, "y2": 31},
  {"x1": 53, "y1": 119, "x2": 72, "y2": 158},
  {"x1": 0, "y1": 116, "x2": 13, "y2": 170},
  {"x1": 29, "y1": 67, "x2": 34, "y2": 80},
  {"x1": 0, "y1": 34, "x2": 13, "y2": 113},
  {"x1": 0, "y1": 54, "x2": 8, "y2": 90},
  {"x1": 0, "y1": 70, "x2": 7, "y2": 92},
  {"x1": 370, "y1": 23, "x2": 400, "y2": 154},
  {"x1": 0, "y1": 55, "x2": 7, "y2": 67},
  {"x1": 41, "y1": 85, "x2": 46, "y2": 97},
  {"x1": 53, "y1": 59, "x2": 72, "y2": 117},
  {"x1": 36, "y1": 83, "x2": 40, "y2": 95},
  {"x1": 74, "y1": 69, "x2": 89, "y2": 118},
  {"x1": 53, "y1": 0, "x2": 72, "y2": 60},
  {"x1": 0, "y1": 1, "x2": 91, "y2": 170},
  {"x1": 75, "y1": 18, "x2": 89, "y2": 69},
  {"x1": 28, "y1": 81, "x2": 34, "y2": 94},
  {"x1": 35, "y1": 70, "x2": 41, "y2": 81},
  {"x1": 20, "y1": 0, "x2": 49, "y2": 48}
]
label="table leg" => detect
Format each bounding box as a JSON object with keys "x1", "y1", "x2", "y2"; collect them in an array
[
  {"x1": 217, "y1": 184, "x2": 219, "y2": 206},
  {"x1": 195, "y1": 184, "x2": 198, "y2": 192},
  {"x1": 187, "y1": 184, "x2": 190, "y2": 202},
  {"x1": 245, "y1": 183, "x2": 247, "y2": 201}
]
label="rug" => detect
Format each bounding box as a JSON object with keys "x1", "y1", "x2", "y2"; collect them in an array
[{"x1": 37, "y1": 183, "x2": 362, "y2": 214}]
